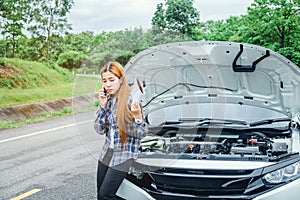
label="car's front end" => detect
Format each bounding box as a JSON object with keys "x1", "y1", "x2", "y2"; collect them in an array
[
  {"x1": 121, "y1": 157, "x2": 300, "y2": 200},
  {"x1": 117, "y1": 41, "x2": 300, "y2": 199}
]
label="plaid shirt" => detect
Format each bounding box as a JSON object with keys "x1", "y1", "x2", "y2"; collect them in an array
[{"x1": 94, "y1": 95, "x2": 148, "y2": 166}]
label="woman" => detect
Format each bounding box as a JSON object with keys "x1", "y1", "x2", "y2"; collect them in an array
[{"x1": 94, "y1": 61, "x2": 148, "y2": 200}]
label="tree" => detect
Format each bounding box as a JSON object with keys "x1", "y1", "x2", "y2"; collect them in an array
[
  {"x1": 57, "y1": 50, "x2": 86, "y2": 69},
  {"x1": 151, "y1": 0, "x2": 200, "y2": 39},
  {"x1": 197, "y1": 16, "x2": 247, "y2": 42},
  {"x1": 16, "y1": 36, "x2": 45, "y2": 60},
  {"x1": 151, "y1": 3, "x2": 166, "y2": 33},
  {"x1": 242, "y1": 0, "x2": 300, "y2": 66},
  {"x1": 245, "y1": 0, "x2": 300, "y2": 49},
  {"x1": 165, "y1": 0, "x2": 200, "y2": 36},
  {"x1": 89, "y1": 28, "x2": 148, "y2": 67},
  {"x1": 28, "y1": 0, "x2": 74, "y2": 61},
  {"x1": 65, "y1": 31, "x2": 95, "y2": 54},
  {"x1": 0, "y1": 0, "x2": 30, "y2": 58}
]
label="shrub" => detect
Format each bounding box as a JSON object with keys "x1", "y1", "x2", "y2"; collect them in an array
[{"x1": 57, "y1": 51, "x2": 89, "y2": 69}]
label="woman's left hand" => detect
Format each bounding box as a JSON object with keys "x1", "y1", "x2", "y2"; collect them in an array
[{"x1": 131, "y1": 102, "x2": 142, "y2": 120}]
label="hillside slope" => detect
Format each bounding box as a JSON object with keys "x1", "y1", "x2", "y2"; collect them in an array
[
  {"x1": 0, "y1": 58, "x2": 73, "y2": 89},
  {"x1": 0, "y1": 58, "x2": 75, "y2": 108}
]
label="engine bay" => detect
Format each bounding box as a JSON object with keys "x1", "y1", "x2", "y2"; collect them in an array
[{"x1": 139, "y1": 127, "x2": 298, "y2": 161}]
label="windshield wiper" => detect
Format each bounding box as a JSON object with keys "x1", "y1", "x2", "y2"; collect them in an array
[
  {"x1": 165, "y1": 118, "x2": 248, "y2": 126},
  {"x1": 143, "y1": 82, "x2": 237, "y2": 108},
  {"x1": 250, "y1": 118, "x2": 291, "y2": 127},
  {"x1": 195, "y1": 118, "x2": 248, "y2": 126}
]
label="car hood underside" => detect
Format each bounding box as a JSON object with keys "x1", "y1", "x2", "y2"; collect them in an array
[{"x1": 125, "y1": 41, "x2": 300, "y2": 123}]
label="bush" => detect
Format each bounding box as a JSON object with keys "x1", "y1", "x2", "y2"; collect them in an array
[{"x1": 57, "y1": 51, "x2": 89, "y2": 69}]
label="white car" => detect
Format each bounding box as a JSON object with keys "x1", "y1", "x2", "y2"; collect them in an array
[{"x1": 117, "y1": 41, "x2": 300, "y2": 200}]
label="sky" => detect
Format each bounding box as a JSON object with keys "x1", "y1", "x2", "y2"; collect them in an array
[{"x1": 68, "y1": 0, "x2": 254, "y2": 34}]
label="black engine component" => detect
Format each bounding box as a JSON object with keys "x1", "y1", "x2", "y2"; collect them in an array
[{"x1": 140, "y1": 130, "x2": 290, "y2": 158}]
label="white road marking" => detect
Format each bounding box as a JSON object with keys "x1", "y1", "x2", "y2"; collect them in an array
[{"x1": 0, "y1": 120, "x2": 93, "y2": 144}]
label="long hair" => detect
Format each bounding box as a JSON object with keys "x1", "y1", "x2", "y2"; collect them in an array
[{"x1": 100, "y1": 61, "x2": 133, "y2": 145}]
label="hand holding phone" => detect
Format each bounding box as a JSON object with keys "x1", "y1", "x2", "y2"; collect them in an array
[
  {"x1": 99, "y1": 87, "x2": 107, "y2": 108},
  {"x1": 131, "y1": 78, "x2": 144, "y2": 103},
  {"x1": 131, "y1": 102, "x2": 142, "y2": 120}
]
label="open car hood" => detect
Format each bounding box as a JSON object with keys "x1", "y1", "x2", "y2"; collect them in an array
[{"x1": 124, "y1": 41, "x2": 300, "y2": 125}]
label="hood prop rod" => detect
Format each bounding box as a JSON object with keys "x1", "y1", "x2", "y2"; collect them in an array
[{"x1": 233, "y1": 44, "x2": 270, "y2": 72}]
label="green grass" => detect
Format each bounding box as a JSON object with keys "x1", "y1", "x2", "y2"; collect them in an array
[
  {"x1": 0, "y1": 76, "x2": 102, "y2": 108},
  {"x1": 73, "y1": 75, "x2": 102, "y2": 96},
  {"x1": 0, "y1": 57, "x2": 103, "y2": 108},
  {"x1": 0, "y1": 58, "x2": 103, "y2": 129},
  {"x1": 0, "y1": 58, "x2": 74, "y2": 89},
  {"x1": 0, "y1": 83, "x2": 74, "y2": 108}
]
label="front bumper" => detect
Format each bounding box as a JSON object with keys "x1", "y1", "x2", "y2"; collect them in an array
[
  {"x1": 116, "y1": 179, "x2": 155, "y2": 200},
  {"x1": 117, "y1": 178, "x2": 300, "y2": 200}
]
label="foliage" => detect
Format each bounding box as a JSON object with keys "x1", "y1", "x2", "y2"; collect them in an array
[
  {"x1": 65, "y1": 31, "x2": 95, "y2": 54},
  {"x1": 28, "y1": 0, "x2": 74, "y2": 60},
  {"x1": 0, "y1": 57, "x2": 74, "y2": 89},
  {"x1": 0, "y1": 0, "x2": 30, "y2": 58},
  {"x1": 197, "y1": 17, "x2": 246, "y2": 42},
  {"x1": 241, "y1": 0, "x2": 300, "y2": 66},
  {"x1": 244, "y1": 0, "x2": 300, "y2": 48},
  {"x1": 165, "y1": 0, "x2": 200, "y2": 37},
  {"x1": 15, "y1": 35, "x2": 45, "y2": 61},
  {"x1": 151, "y1": 0, "x2": 200, "y2": 39},
  {"x1": 57, "y1": 51, "x2": 87, "y2": 69},
  {"x1": 277, "y1": 46, "x2": 300, "y2": 67},
  {"x1": 90, "y1": 27, "x2": 148, "y2": 67},
  {"x1": 0, "y1": 0, "x2": 74, "y2": 62},
  {"x1": 190, "y1": 0, "x2": 300, "y2": 66},
  {"x1": 152, "y1": 3, "x2": 167, "y2": 33},
  {"x1": 0, "y1": 0, "x2": 299, "y2": 68}
]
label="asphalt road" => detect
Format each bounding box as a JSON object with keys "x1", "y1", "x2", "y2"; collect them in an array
[{"x1": 0, "y1": 111, "x2": 104, "y2": 200}]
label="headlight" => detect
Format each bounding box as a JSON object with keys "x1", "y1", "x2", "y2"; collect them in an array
[
  {"x1": 129, "y1": 166, "x2": 144, "y2": 180},
  {"x1": 263, "y1": 162, "x2": 300, "y2": 184}
]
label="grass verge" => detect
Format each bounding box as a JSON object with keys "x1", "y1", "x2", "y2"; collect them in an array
[
  {"x1": 0, "y1": 76, "x2": 101, "y2": 130},
  {"x1": 0, "y1": 83, "x2": 74, "y2": 108},
  {"x1": 0, "y1": 108, "x2": 73, "y2": 130},
  {"x1": 0, "y1": 76, "x2": 101, "y2": 108}
]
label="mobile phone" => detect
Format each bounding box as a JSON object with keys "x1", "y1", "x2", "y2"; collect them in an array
[
  {"x1": 103, "y1": 88, "x2": 107, "y2": 96},
  {"x1": 131, "y1": 78, "x2": 144, "y2": 103}
]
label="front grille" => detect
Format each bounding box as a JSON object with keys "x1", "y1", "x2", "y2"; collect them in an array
[{"x1": 148, "y1": 168, "x2": 255, "y2": 196}]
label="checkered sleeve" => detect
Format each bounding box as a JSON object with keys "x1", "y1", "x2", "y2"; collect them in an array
[
  {"x1": 94, "y1": 107, "x2": 109, "y2": 135},
  {"x1": 132, "y1": 121, "x2": 148, "y2": 139}
]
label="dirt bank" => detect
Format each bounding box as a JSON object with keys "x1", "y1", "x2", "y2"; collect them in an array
[{"x1": 0, "y1": 93, "x2": 97, "y2": 122}]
